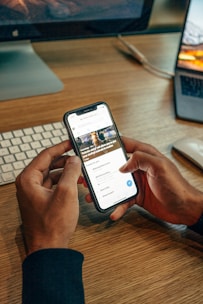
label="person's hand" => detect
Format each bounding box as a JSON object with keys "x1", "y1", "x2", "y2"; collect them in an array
[
  {"x1": 15, "y1": 141, "x2": 81, "y2": 256},
  {"x1": 110, "y1": 137, "x2": 203, "y2": 225}
]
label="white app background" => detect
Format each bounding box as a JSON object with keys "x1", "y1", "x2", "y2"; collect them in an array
[{"x1": 85, "y1": 148, "x2": 137, "y2": 209}]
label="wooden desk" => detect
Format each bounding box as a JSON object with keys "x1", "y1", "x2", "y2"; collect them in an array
[{"x1": 0, "y1": 33, "x2": 203, "y2": 304}]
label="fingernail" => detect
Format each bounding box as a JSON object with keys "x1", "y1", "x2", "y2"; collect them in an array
[
  {"x1": 68, "y1": 156, "x2": 80, "y2": 164},
  {"x1": 119, "y1": 164, "x2": 126, "y2": 172}
]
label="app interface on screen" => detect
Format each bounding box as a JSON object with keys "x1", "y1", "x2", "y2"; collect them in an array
[{"x1": 68, "y1": 104, "x2": 138, "y2": 210}]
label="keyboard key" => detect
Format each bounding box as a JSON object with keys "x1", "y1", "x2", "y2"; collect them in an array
[
  {"x1": 2, "y1": 131, "x2": 13, "y2": 140},
  {"x1": 13, "y1": 130, "x2": 24, "y2": 137},
  {"x1": 1, "y1": 140, "x2": 11, "y2": 148},
  {"x1": 41, "y1": 139, "x2": 52, "y2": 147},
  {"x1": 0, "y1": 121, "x2": 68, "y2": 185},
  {"x1": 3, "y1": 155, "x2": 15, "y2": 164},
  {"x1": 0, "y1": 148, "x2": 9, "y2": 157},
  {"x1": 44, "y1": 124, "x2": 54, "y2": 131},
  {"x1": 26, "y1": 150, "x2": 37, "y2": 159},
  {"x1": 51, "y1": 137, "x2": 61, "y2": 145},
  {"x1": 2, "y1": 164, "x2": 13, "y2": 173},
  {"x1": 31, "y1": 141, "x2": 42, "y2": 149},
  {"x1": 43, "y1": 131, "x2": 52, "y2": 139},
  {"x1": 62, "y1": 128, "x2": 67, "y2": 135},
  {"x1": 52, "y1": 129, "x2": 63, "y2": 137},
  {"x1": 2, "y1": 171, "x2": 15, "y2": 183},
  {"x1": 20, "y1": 143, "x2": 31, "y2": 152},
  {"x1": 9, "y1": 146, "x2": 20, "y2": 154},
  {"x1": 22, "y1": 135, "x2": 32, "y2": 143},
  {"x1": 11, "y1": 138, "x2": 22, "y2": 146},
  {"x1": 61, "y1": 135, "x2": 68, "y2": 141},
  {"x1": 53, "y1": 122, "x2": 63, "y2": 129},
  {"x1": 16, "y1": 152, "x2": 27, "y2": 161},
  {"x1": 32, "y1": 133, "x2": 43, "y2": 141},
  {"x1": 24, "y1": 128, "x2": 34, "y2": 135},
  {"x1": 13, "y1": 161, "x2": 25, "y2": 170},
  {"x1": 34, "y1": 126, "x2": 44, "y2": 133}
]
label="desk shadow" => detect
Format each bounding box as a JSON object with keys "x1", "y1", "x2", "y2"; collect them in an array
[
  {"x1": 123, "y1": 205, "x2": 203, "y2": 254},
  {"x1": 78, "y1": 185, "x2": 203, "y2": 256},
  {"x1": 78, "y1": 186, "x2": 121, "y2": 231}
]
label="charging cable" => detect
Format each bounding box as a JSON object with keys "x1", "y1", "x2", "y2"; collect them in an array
[{"x1": 117, "y1": 34, "x2": 174, "y2": 79}]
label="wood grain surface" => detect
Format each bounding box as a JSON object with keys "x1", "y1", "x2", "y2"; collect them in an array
[{"x1": 0, "y1": 33, "x2": 203, "y2": 304}]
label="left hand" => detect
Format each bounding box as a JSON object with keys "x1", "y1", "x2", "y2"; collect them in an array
[{"x1": 15, "y1": 141, "x2": 81, "y2": 256}]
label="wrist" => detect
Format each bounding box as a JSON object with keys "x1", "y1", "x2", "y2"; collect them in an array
[{"x1": 24, "y1": 234, "x2": 69, "y2": 256}]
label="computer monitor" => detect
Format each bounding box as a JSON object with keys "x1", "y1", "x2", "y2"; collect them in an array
[{"x1": 0, "y1": 0, "x2": 154, "y2": 101}]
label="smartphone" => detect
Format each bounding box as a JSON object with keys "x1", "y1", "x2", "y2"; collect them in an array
[{"x1": 63, "y1": 101, "x2": 138, "y2": 212}]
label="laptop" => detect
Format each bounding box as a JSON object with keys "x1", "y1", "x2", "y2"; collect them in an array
[{"x1": 174, "y1": 0, "x2": 203, "y2": 123}]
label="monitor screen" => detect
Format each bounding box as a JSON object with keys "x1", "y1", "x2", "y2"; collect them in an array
[{"x1": 0, "y1": 0, "x2": 154, "y2": 101}]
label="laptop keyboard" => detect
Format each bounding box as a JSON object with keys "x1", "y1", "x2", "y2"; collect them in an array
[
  {"x1": 180, "y1": 75, "x2": 203, "y2": 98},
  {"x1": 0, "y1": 121, "x2": 69, "y2": 186}
]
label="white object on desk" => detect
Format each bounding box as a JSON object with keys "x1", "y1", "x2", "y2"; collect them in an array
[
  {"x1": 173, "y1": 137, "x2": 203, "y2": 170},
  {"x1": 0, "y1": 121, "x2": 70, "y2": 186}
]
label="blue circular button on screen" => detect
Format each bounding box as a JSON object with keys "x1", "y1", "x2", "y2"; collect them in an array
[{"x1": 127, "y1": 180, "x2": 133, "y2": 187}]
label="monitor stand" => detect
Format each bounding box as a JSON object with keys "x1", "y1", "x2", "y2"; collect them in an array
[{"x1": 0, "y1": 40, "x2": 63, "y2": 101}]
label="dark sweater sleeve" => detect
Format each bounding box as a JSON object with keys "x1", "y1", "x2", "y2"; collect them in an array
[
  {"x1": 22, "y1": 248, "x2": 85, "y2": 304},
  {"x1": 188, "y1": 215, "x2": 203, "y2": 235}
]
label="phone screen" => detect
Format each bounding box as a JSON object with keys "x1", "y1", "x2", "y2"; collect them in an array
[{"x1": 64, "y1": 102, "x2": 138, "y2": 212}]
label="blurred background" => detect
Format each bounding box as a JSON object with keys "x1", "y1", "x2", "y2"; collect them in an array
[{"x1": 148, "y1": 0, "x2": 188, "y2": 33}]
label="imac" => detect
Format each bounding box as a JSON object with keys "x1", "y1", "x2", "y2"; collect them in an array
[{"x1": 0, "y1": 0, "x2": 154, "y2": 101}]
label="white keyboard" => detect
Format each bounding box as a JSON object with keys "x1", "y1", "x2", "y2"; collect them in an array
[{"x1": 0, "y1": 121, "x2": 69, "y2": 186}]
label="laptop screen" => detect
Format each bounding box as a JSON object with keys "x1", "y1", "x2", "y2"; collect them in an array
[{"x1": 177, "y1": 0, "x2": 203, "y2": 72}]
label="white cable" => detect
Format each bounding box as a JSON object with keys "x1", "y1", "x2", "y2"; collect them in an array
[
  {"x1": 143, "y1": 61, "x2": 174, "y2": 78},
  {"x1": 117, "y1": 35, "x2": 174, "y2": 79}
]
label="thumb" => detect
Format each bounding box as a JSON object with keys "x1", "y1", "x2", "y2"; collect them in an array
[
  {"x1": 57, "y1": 156, "x2": 81, "y2": 198},
  {"x1": 62, "y1": 155, "x2": 81, "y2": 185},
  {"x1": 54, "y1": 156, "x2": 81, "y2": 218},
  {"x1": 120, "y1": 151, "x2": 159, "y2": 176},
  {"x1": 119, "y1": 152, "x2": 140, "y2": 173}
]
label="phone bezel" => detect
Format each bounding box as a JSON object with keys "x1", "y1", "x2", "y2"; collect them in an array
[{"x1": 63, "y1": 101, "x2": 138, "y2": 212}]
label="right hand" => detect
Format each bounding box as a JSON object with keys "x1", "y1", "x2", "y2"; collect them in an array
[{"x1": 109, "y1": 137, "x2": 203, "y2": 225}]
